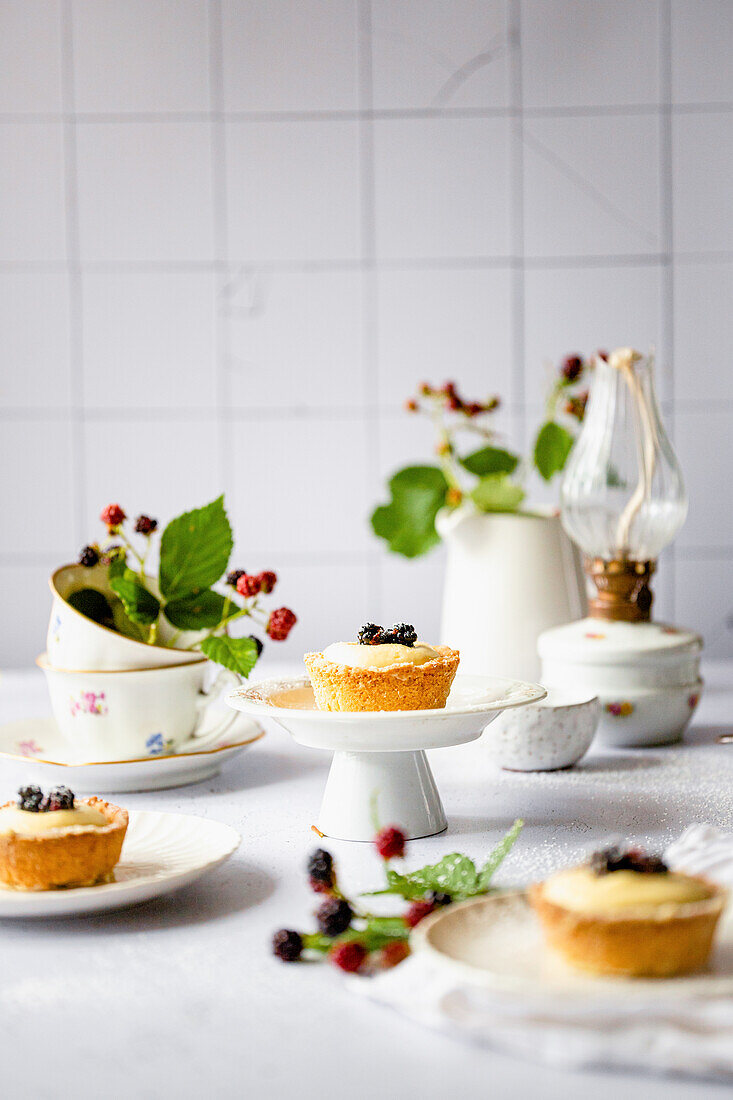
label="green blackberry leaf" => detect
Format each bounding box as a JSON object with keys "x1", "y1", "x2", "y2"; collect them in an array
[
  {"x1": 165, "y1": 590, "x2": 236, "y2": 630},
  {"x1": 200, "y1": 634, "x2": 259, "y2": 677},
  {"x1": 109, "y1": 575, "x2": 160, "y2": 626},
  {"x1": 470, "y1": 473, "x2": 525, "y2": 513},
  {"x1": 159, "y1": 495, "x2": 233, "y2": 601},
  {"x1": 371, "y1": 465, "x2": 448, "y2": 558},
  {"x1": 460, "y1": 445, "x2": 519, "y2": 477},
  {"x1": 533, "y1": 420, "x2": 574, "y2": 481},
  {"x1": 477, "y1": 819, "x2": 523, "y2": 891}
]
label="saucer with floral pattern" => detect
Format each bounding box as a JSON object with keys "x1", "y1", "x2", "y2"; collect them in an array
[{"x1": 0, "y1": 714, "x2": 264, "y2": 792}]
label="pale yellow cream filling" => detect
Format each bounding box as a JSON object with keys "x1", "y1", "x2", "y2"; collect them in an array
[
  {"x1": 0, "y1": 804, "x2": 107, "y2": 836},
  {"x1": 543, "y1": 866, "x2": 712, "y2": 913},
  {"x1": 322, "y1": 642, "x2": 439, "y2": 669}
]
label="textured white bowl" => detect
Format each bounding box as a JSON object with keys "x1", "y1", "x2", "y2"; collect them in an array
[{"x1": 483, "y1": 690, "x2": 600, "y2": 771}]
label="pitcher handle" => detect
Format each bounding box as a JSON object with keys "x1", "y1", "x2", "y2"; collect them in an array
[{"x1": 190, "y1": 668, "x2": 241, "y2": 749}]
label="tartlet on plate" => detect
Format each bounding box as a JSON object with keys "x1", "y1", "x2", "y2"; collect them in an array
[
  {"x1": 0, "y1": 786, "x2": 128, "y2": 890},
  {"x1": 304, "y1": 622, "x2": 459, "y2": 712},
  {"x1": 529, "y1": 846, "x2": 726, "y2": 978}
]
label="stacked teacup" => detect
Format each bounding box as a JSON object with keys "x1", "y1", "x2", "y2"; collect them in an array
[{"x1": 39, "y1": 564, "x2": 237, "y2": 763}]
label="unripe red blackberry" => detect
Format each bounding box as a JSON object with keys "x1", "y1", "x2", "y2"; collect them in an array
[{"x1": 375, "y1": 826, "x2": 406, "y2": 860}]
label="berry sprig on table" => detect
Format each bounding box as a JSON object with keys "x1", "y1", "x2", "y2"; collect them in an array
[
  {"x1": 74, "y1": 496, "x2": 296, "y2": 677},
  {"x1": 272, "y1": 819, "x2": 523, "y2": 974}
]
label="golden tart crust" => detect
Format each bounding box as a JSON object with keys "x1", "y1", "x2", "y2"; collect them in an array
[
  {"x1": 529, "y1": 877, "x2": 726, "y2": 978},
  {"x1": 0, "y1": 796, "x2": 128, "y2": 891},
  {"x1": 304, "y1": 646, "x2": 460, "y2": 712}
]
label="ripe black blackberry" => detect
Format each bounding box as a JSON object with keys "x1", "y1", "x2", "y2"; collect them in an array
[
  {"x1": 272, "y1": 929, "x2": 303, "y2": 962},
  {"x1": 358, "y1": 622, "x2": 383, "y2": 645},
  {"x1": 307, "y1": 848, "x2": 335, "y2": 890},
  {"x1": 590, "y1": 846, "x2": 667, "y2": 875},
  {"x1": 40, "y1": 786, "x2": 75, "y2": 812},
  {"x1": 248, "y1": 635, "x2": 264, "y2": 658},
  {"x1": 387, "y1": 623, "x2": 417, "y2": 647},
  {"x1": 226, "y1": 569, "x2": 246, "y2": 588},
  {"x1": 316, "y1": 898, "x2": 353, "y2": 937},
  {"x1": 78, "y1": 545, "x2": 99, "y2": 567},
  {"x1": 17, "y1": 785, "x2": 43, "y2": 812}
]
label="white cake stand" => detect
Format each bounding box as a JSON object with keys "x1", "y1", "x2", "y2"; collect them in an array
[{"x1": 225, "y1": 675, "x2": 546, "y2": 841}]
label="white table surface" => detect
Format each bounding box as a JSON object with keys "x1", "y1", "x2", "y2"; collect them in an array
[{"x1": 1, "y1": 662, "x2": 732, "y2": 1100}]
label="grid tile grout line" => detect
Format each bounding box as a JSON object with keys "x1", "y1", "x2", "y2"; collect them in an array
[
  {"x1": 59, "y1": 0, "x2": 86, "y2": 547},
  {"x1": 359, "y1": 0, "x2": 381, "y2": 614},
  {"x1": 207, "y1": 0, "x2": 229, "y2": 490},
  {"x1": 659, "y1": 0, "x2": 677, "y2": 619},
  {"x1": 508, "y1": 0, "x2": 525, "y2": 423},
  {"x1": 0, "y1": 103, "x2": 731, "y2": 124}
]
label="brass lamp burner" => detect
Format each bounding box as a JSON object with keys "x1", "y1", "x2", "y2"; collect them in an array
[{"x1": 584, "y1": 558, "x2": 655, "y2": 622}]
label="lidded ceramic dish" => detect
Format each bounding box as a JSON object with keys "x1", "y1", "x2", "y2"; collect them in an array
[{"x1": 538, "y1": 618, "x2": 702, "y2": 747}]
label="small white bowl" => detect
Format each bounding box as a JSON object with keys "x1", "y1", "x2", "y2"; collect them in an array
[{"x1": 483, "y1": 690, "x2": 600, "y2": 771}]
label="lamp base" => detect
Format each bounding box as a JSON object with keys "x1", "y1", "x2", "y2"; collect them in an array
[{"x1": 585, "y1": 557, "x2": 655, "y2": 622}]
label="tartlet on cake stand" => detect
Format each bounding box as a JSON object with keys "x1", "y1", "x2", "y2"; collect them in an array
[{"x1": 225, "y1": 675, "x2": 545, "y2": 841}]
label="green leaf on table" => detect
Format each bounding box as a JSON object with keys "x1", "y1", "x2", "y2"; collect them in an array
[
  {"x1": 370, "y1": 465, "x2": 449, "y2": 558},
  {"x1": 109, "y1": 574, "x2": 161, "y2": 626},
  {"x1": 533, "y1": 420, "x2": 574, "y2": 481},
  {"x1": 470, "y1": 473, "x2": 525, "y2": 513},
  {"x1": 200, "y1": 634, "x2": 259, "y2": 678},
  {"x1": 158, "y1": 495, "x2": 233, "y2": 601},
  {"x1": 460, "y1": 445, "x2": 519, "y2": 478},
  {"x1": 477, "y1": 819, "x2": 523, "y2": 891},
  {"x1": 165, "y1": 590, "x2": 236, "y2": 631}
]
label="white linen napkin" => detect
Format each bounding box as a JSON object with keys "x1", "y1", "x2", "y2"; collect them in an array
[{"x1": 353, "y1": 826, "x2": 733, "y2": 1080}]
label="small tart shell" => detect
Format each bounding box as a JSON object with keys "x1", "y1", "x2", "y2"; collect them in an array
[
  {"x1": 0, "y1": 797, "x2": 128, "y2": 891},
  {"x1": 529, "y1": 877, "x2": 727, "y2": 978},
  {"x1": 304, "y1": 646, "x2": 460, "y2": 712}
]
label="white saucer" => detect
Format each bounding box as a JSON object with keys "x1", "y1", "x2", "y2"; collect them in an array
[
  {"x1": 416, "y1": 891, "x2": 733, "y2": 1000},
  {"x1": 0, "y1": 715, "x2": 264, "y2": 792},
  {"x1": 0, "y1": 809, "x2": 240, "y2": 918}
]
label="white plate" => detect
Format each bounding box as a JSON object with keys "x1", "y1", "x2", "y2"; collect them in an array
[
  {"x1": 416, "y1": 891, "x2": 733, "y2": 1000},
  {"x1": 0, "y1": 715, "x2": 264, "y2": 792},
  {"x1": 0, "y1": 809, "x2": 240, "y2": 917}
]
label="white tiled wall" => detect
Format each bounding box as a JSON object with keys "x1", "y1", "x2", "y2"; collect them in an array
[{"x1": 1, "y1": 0, "x2": 732, "y2": 666}]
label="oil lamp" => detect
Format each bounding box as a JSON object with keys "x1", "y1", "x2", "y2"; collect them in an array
[{"x1": 538, "y1": 349, "x2": 703, "y2": 747}]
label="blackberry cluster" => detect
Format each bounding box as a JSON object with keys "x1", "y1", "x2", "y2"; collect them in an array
[
  {"x1": 590, "y1": 846, "x2": 668, "y2": 876},
  {"x1": 78, "y1": 545, "x2": 100, "y2": 568},
  {"x1": 316, "y1": 898, "x2": 353, "y2": 937},
  {"x1": 16, "y1": 785, "x2": 75, "y2": 812},
  {"x1": 16, "y1": 785, "x2": 43, "y2": 812},
  {"x1": 357, "y1": 623, "x2": 417, "y2": 647}
]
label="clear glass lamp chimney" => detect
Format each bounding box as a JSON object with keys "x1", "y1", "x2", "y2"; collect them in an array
[{"x1": 560, "y1": 349, "x2": 687, "y2": 562}]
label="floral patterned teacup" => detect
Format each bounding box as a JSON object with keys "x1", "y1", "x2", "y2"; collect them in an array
[{"x1": 37, "y1": 655, "x2": 239, "y2": 762}]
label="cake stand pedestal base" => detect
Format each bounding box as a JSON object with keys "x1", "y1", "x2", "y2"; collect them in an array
[{"x1": 318, "y1": 750, "x2": 447, "y2": 841}]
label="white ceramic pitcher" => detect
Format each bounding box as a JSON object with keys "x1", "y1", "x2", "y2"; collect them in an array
[{"x1": 437, "y1": 506, "x2": 587, "y2": 681}]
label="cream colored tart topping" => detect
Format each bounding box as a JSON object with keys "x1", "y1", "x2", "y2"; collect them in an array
[
  {"x1": 322, "y1": 642, "x2": 439, "y2": 669},
  {"x1": 542, "y1": 865, "x2": 712, "y2": 913},
  {"x1": 0, "y1": 804, "x2": 107, "y2": 836}
]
